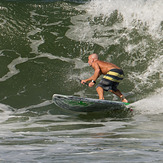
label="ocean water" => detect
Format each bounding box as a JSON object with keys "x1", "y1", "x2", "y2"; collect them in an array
[{"x1": 0, "y1": 0, "x2": 163, "y2": 162}]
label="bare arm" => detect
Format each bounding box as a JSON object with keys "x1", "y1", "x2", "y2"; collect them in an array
[{"x1": 81, "y1": 62, "x2": 100, "y2": 87}]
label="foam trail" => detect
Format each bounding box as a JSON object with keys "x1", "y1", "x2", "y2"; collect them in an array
[
  {"x1": 14, "y1": 100, "x2": 53, "y2": 115},
  {"x1": 23, "y1": 100, "x2": 53, "y2": 110},
  {"x1": 131, "y1": 88, "x2": 163, "y2": 115},
  {"x1": 0, "y1": 103, "x2": 14, "y2": 123},
  {"x1": 0, "y1": 57, "x2": 28, "y2": 82},
  {"x1": 36, "y1": 53, "x2": 88, "y2": 69},
  {"x1": 0, "y1": 51, "x2": 87, "y2": 82}
]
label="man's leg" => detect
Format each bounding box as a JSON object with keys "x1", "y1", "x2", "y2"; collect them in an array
[
  {"x1": 109, "y1": 89, "x2": 128, "y2": 103},
  {"x1": 96, "y1": 87, "x2": 104, "y2": 100}
]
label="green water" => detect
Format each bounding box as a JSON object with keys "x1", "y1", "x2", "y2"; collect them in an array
[{"x1": 0, "y1": 0, "x2": 163, "y2": 162}]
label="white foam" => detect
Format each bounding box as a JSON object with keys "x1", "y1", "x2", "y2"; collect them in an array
[
  {"x1": 0, "y1": 50, "x2": 86, "y2": 82},
  {"x1": 66, "y1": 0, "x2": 163, "y2": 46},
  {"x1": 128, "y1": 55, "x2": 163, "y2": 92},
  {"x1": 0, "y1": 18, "x2": 7, "y2": 26},
  {"x1": 0, "y1": 6, "x2": 8, "y2": 11},
  {"x1": 84, "y1": 0, "x2": 163, "y2": 33},
  {"x1": 22, "y1": 100, "x2": 52, "y2": 110},
  {"x1": 131, "y1": 88, "x2": 163, "y2": 115},
  {"x1": 0, "y1": 57, "x2": 28, "y2": 82},
  {"x1": 27, "y1": 28, "x2": 44, "y2": 54},
  {"x1": 0, "y1": 103, "x2": 14, "y2": 123}
]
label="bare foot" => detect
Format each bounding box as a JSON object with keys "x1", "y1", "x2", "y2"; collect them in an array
[
  {"x1": 122, "y1": 98, "x2": 128, "y2": 103},
  {"x1": 99, "y1": 98, "x2": 104, "y2": 100},
  {"x1": 120, "y1": 95, "x2": 128, "y2": 103}
]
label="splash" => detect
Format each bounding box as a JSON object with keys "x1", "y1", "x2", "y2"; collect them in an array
[
  {"x1": 86, "y1": 0, "x2": 163, "y2": 34},
  {"x1": 66, "y1": 0, "x2": 163, "y2": 101},
  {"x1": 128, "y1": 55, "x2": 163, "y2": 92},
  {"x1": 0, "y1": 103, "x2": 14, "y2": 123},
  {"x1": 131, "y1": 88, "x2": 163, "y2": 115},
  {"x1": 66, "y1": 0, "x2": 163, "y2": 45}
]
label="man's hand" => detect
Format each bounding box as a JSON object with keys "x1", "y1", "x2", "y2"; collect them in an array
[
  {"x1": 88, "y1": 82, "x2": 95, "y2": 87},
  {"x1": 81, "y1": 80, "x2": 87, "y2": 85}
]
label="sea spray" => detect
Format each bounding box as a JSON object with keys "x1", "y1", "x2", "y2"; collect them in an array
[{"x1": 131, "y1": 88, "x2": 163, "y2": 114}]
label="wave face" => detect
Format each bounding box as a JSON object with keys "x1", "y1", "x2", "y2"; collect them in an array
[{"x1": 1, "y1": 0, "x2": 162, "y2": 109}]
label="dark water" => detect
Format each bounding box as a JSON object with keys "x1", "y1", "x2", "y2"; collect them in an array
[{"x1": 0, "y1": 0, "x2": 163, "y2": 162}]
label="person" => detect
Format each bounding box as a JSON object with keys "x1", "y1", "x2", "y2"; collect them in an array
[{"x1": 81, "y1": 53, "x2": 128, "y2": 103}]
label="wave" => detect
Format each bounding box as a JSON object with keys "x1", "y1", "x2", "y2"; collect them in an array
[
  {"x1": 67, "y1": 0, "x2": 163, "y2": 43},
  {"x1": 66, "y1": 0, "x2": 163, "y2": 99},
  {"x1": 0, "y1": 0, "x2": 162, "y2": 108}
]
